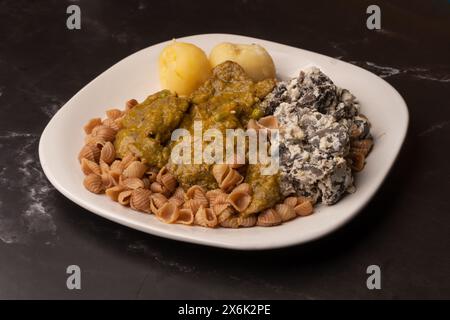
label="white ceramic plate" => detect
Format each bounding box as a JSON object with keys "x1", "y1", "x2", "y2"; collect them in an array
[{"x1": 39, "y1": 34, "x2": 408, "y2": 250}]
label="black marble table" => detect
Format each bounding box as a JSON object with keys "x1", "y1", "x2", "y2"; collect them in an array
[{"x1": 0, "y1": 0, "x2": 449, "y2": 299}]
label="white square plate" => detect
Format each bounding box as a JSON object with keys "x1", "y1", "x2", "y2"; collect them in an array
[{"x1": 39, "y1": 34, "x2": 408, "y2": 250}]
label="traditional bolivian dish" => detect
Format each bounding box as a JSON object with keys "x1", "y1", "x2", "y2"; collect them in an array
[{"x1": 78, "y1": 41, "x2": 373, "y2": 228}]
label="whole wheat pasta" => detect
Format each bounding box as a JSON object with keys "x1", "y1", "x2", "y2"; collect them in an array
[
  {"x1": 83, "y1": 174, "x2": 104, "y2": 194},
  {"x1": 106, "y1": 108, "x2": 123, "y2": 120},
  {"x1": 194, "y1": 206, "x2": 218, "y2": 228},
  {"x1": 105, "y1": 185, "x2": 125, "y2": 202},
  {"x1": 157, "y1": 202, "x2": 179, "y2": 223},
  {"x1": 257, "y1": 208, "x2": 282, "y2": 227},
  {"x1": 83, "y1": 118, "x2": 102, "y2": 134},
  {"x1": 238, "y1": 215, "x2": 257, "y2": 228},
  {"x1": 118, "y1": 190, "x2": 133, "y2": 206},
  {"x1": 80, "y1": 158, "x2": 101, "y2": 176},
  {"x1": 130, "y1": 188, "x2": 152, "y2": 213},
  {"x1": 227, "y1": 188, "x2": 252, "y2": 213},
  {"x1": 205, "y1": 189, "x2": 227, "y2": 206},
  {"x1": 176, "y1": 208, "x2": 194, "y2": 225},
  {"x1": 100, "y1": 141, "x2": 116, "y2": 165},
  {"x1": 78, "y1": 144, "x2": 100, "y2": 163},
  {"x1": 275, "y1": 203, "x2": 296, "y2": 222},
  {"x1": 294, "y1": 200, "x2": 314, "y2": 217},
  {"x1": 212, "y1": 164, "x2": 243, "y2": 193},
  {"x1": 150, "y1": 193, "x2": 168, "y2": 215}
]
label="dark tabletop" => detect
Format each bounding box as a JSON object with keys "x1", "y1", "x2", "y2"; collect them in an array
[{"x1": 0, "y1": 0, "x2": 449, "y2": 300}]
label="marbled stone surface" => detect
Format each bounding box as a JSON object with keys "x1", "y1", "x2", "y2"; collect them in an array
[{"x1": 0, "y1": 0, "x2": 449, "y2": 299}]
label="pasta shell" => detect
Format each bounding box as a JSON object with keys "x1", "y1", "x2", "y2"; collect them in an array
[
  {"x1": 206, "y1": 189, "x2": 228, "y2": 206},
  {"x1": 183, "y1": 199, "x2": 204, "y2": 214},
  {"x1": 168, "y1": 195, "x2": 184, "y2": 208},
  {"x1": 297, "y1": 196, "x2": 315, "y2": 205},
  {"x1": 110, "y1": 160, "x2": 123, "y2": 173},
  {"x1": 83, "y1": 174, "x2": 104, "y2": 194},
  {"x1": 220, "y1": 168, "x2": 243, "y2": 193},
  {"x1": 294, "y1": 200, "x2": 314, "y2": 217},
  {"x1": 80, "y1": 158, "x2": 101, "y2": 176},
  {"x1": 351, "y1": 138, "x2": 373, "y2": 156},
  {"x1": 257, "y1": 208, "x2": 282, "y2": 227},
  {"x1": 85, "y1": 135, "x2": 106, "y2": 148},
  {"x1": 220, "y1": 216, "x2": 240, "y2": 228},
  {"x1": 186, "y1": 185, "x2": 208, "y2": 205},
  {"x1": 227, "y1": 191, "x2": 251, "y2": 212},
  {"x1": 101, "y1": 172, "x2": 118, "y2": 189},
  {"x1": 212, "y1": 164, "x2": 229, "y2": 185},
  {"x1": 258, "y1": 116, "x2": 279, "y2": 129},
  {"x1": 283, "y1": 196, "x2": 298, "y2": 207},
  {"x1": 105, "y1": 185, "x2": 125, "y2": 201},
  {"x1": 123, "y1": 161, "x2": 147, "y2": 179},
  {"x1": 275, "y1": 204, "x2": 296, "y2": 222},
  {"x1": 130, "y1": 188, "x2": 152, "y2": 213},
  {"x1": 90, "y1": 125, "x2": 116, "y2": 142},
  {"x1": 118, "y1": 190, "x2": 132, "y2": 205},
  {"x1": 231, "y1": 183, "x2": 252, "y2": 195},
  {"x1": 194, "y1": 206, "x2": 218, "y2": 228},
  {"x1": 125, "y1": 99, "x2": 138, "y2": 110},
  {"x1": 238, "y1": 215, "x2": 257, "y2": 228},
  {"x1": 176, "y1": 208, "x2": 194, "y2": 225},
  {"x1": 78, "y1": 144, "x2": 100, "y2": 163},
  {"x1": 100, "y1": 141, "x2": 116, "y2": 165},
  {"x1": 212, "y1": 203, "x2": 230, "y2": 216},
  {"x1": 150, "y1": 193, "x2": 168, "y2": 215},
  {"x1": 99, "y1": 159, "x2": 109, "y2": 175},
  {"x1": 348, "y1": 152, "x2": 365, "y2": 172},
  {"x1": 172, "y1": 187, "x2": 185, "y2": 201},
  {"x1": 121, "y1": 153, "x2": 137, "y2": 169},
  {"x1": 156, "y1": 166, "x2": 169, "y2": 184},
  {"x1": 159, "y1": 173, "x2": 177, "y2": 192},
  {"x1": 217, "y1": 207, "x2": 235, "y2": 224},
  {"x1": 157, "y1": 202, "x2": 179, "y2": 223},
  {"x1": 150, "y1": 182, "x2": 170, "y2": 196},
  {"x1": 121, "y1": 177, "x2": 145, "y2": 190},
  {"x1": 83, "y1": 118, "x2": 102, "y2": 134},
  {"x1": 102, "y1": 118, "x2": 121, "y2": 132},
  {"x1": 106, "y1": 108, "x2": 123, "y2": 120}
]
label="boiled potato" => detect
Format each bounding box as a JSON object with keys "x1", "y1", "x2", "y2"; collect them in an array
[
  {"x1": 159, "y1": 41, "x2": 211, "y2": 96},
  {"x1": 209, "y1": 43, "x2": 276, "y2": 81}
]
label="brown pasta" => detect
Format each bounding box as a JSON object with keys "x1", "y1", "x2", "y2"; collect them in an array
[
  {"x1": 123, "y1": 161, "x2": 147, "y2": 179},
  {"x1": 83, "y1": 174, "x2": 104, "y2": 194},
  {"x1": 83, "y1": 118, "x2": 102, "y2": 134},
  {"x1": 78, "y1": 144, "x2": 100, "y2": 163},
  {"x1": 80, "y1": 158, "x2": 101, "y2": 176},
  {"x1": 100, "y1": 141, "x2": 116, "y2": 165},
  {"x1": 157, "y1": 202, "x2": 179, "y2": 223},
  {"x1": 294, "y1": 200, "x2": 314, "y2": 216},
  {"x1": 212, "y1": 164, "x2": 243, "y2": 193},
  {"x1": 90, "y1": 125, "x2": 116, "y2": 142},
  {"x1": 106, "y1": 108, "x2": 123, "y2": 120},
  {"x1": 205, "y1": 189, "x2": 227, "y2": 206},
  {"x1": 194, "y1": 206, "x2": 218, "y2": 228},
  {"x1": 220, "y1": 216, "x2": 240, "y2": 228},
  {"x1": 125, "y1": 99, "x2": 138, "y2": 110},
  {"x1": 130, "y1": 188, "x2": 152, "y2": 213},
  {"x1": 227, "y1": 188, "x2": 252, "y2": 213},
  {"x1": 150, "y1": 193, "x2": 168, "y2": 215},
  {"x1": 257, "y1": 208, "x2": 282, "y2": 227},
  {"x1": 275, "y1": 203, "x2": 296, "y2": 222},
  {"x1": 121, "y1": 177, "x2": 145, "y2": 190},
  {"x1": 105, "y1": 185, "x2": 125, "y2": 202},
  {"x1": 118, "y1": 190, "x2": 133, "y2": 205},
  {"x1": 102, "y1": 118, "x2": 121, "y2": 132},
  {"x1": 176, "y1": 208, "x2": 194, "y2": 225},
  {"x1": 238, "y1": 215, "x2": 257, "y2": 228}
]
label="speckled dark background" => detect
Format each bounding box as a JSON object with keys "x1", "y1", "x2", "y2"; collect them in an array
[{"x1": 0, "y1": 0, "x2": 449, "y2": 299}]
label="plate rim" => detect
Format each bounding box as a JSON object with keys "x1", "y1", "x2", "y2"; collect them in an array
[{"x1": 39, "y1": 33, "x2": 409, "y2": 250}]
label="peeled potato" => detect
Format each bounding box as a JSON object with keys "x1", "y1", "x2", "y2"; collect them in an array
[
  {"x1": 159, "y1": 41, "x2": 211, "y2": 96},
  {"x1": 209, "y1": 43, "x2": 276, "y2": 81}
]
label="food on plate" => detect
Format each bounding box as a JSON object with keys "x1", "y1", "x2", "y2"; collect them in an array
[
  {"x1": 159, "y1": 41, "x2": 212, "y2": 96},
  {"x1": 261, "y1": 67, "x2": 373, "y2": 204},
  {"x1": 167, "y1": 61, "x2": 276, "y2": 190},
  {"x1": 78, "y1": 42, "x2": 373, "y2": 229},
  {"x1": 209, "y1": 42, "x2": 276, "y2": 81}
]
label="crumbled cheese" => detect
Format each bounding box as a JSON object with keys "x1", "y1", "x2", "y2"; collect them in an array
[{"x1": 262, "y1": 67, "x2": 371, "y2": 205}]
